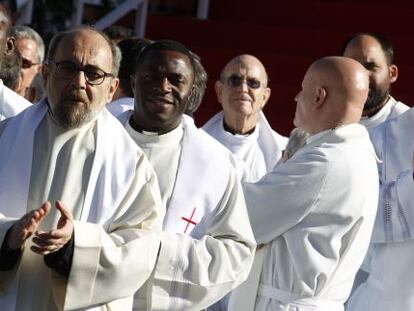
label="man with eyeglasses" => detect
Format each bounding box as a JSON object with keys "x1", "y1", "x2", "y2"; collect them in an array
[
  {"x1": 0, "y1": 26, "x2": 164, "y2": 311},
  {"x1": 9, "y1": 25, "x2": 45, "y2": 103},
  {"x1": 0, "y1": 4, "x2": 30, "y2": 120},
  {"x1": 117, "y1": 39, "x2": 255, "y2": 310},
  {"x1": 203, "y1": 54, "x2": 287, "y2": 182}
]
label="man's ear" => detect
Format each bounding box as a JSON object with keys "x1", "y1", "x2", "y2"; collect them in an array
[
  {"x1": 260, "y1": 87, "x2": 271, "y2": 109},
  {"x1": 215, "y1": 80, "x2": 224, "y2": 106},
  {"x1": 107, "y1": 78, "x2": 119, "y2": 103},
  {"x1": 314, "y1": 86, "x2": 327, "y2": 109},
  {"x1": 389, "y1": 64, "x2": 398, "y2": 84},
  {"x1": 4, "y1": 37, "x2": 14, "y2": 56}
]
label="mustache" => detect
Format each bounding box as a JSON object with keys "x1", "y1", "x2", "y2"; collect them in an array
[
  {"x1": 65, "y1": 92, "x2": 89, "y2": 104},
  {"x1": 147, "y1": 95, "x2": 174, "y2": 104}
]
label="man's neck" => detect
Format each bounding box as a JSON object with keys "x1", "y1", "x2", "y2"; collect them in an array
[
  {"x1": 362, "y1": 95, "x2": 390, "y2": 118},
  {"x1": 129, "y1": 115, "x2": 179, "y2": 135},
  {"x1": 223, "y1": 114, "x2": 258, "y2": 135}
]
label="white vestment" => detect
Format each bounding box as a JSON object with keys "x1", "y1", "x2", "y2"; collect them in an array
[
  {"x1": 0, "y1": 100, "x2": 163, "y2": 311},
  {"x1": 346, "y1": 107, "x2": 414, "y2": 311},
  {"x1": 359, "y1": 96, "x2": 409, "y2": 129},
  {"x1": 119, "y1": 112, "x2": 256, "y2": 311},
  {"x1": 203, "y1": 111, "x2": 288, "y2": 182},
  {"x1": 106, "y1": 97, "x2": 134, "y2": 117},
  {"x1": 232, "y1": 124, "x2": 379, "y2": 311},
  {"x1": 0, "y1": 80, "x2": 31, "y2": 121}
]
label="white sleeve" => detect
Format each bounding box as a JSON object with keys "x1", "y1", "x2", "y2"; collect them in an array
[
  {"x1": 149, "y1": 169, "x2": 256, "y2": 311},
  {"x1": 244, "y1": 151, "x2": 329, "y2": 244}
]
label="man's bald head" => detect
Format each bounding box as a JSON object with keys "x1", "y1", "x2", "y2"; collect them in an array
[
  {"x1": 294, "y1": 56, "x2": 369, "y2": 135},
  {"x1": 216, "y1": 54, "x2": 271, "y2": 134},
  {"x1": 220, "y1": 54, "x2": 269, "y2": 86}
]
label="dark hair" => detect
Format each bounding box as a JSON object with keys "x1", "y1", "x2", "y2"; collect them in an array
[
  {"x1": 186, "y1": 51, "x2": 207, "y2": 114},
  {"x1": 341, "y1": 32, "x2": 394, "y2": 65},
  {"x1": 135, "y1": 39, "x2": 196, "y2": 73},
  {"x1": 117, "y1": 37, "x2": 152, "y2": 97},
  {"x1": 46, "y1": 26, "x2": 121, "y2": 76},
  {"x1": 103, "y1": 25, "x2": 135, "y2": 42}
]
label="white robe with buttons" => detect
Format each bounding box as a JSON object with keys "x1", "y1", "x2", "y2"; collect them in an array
[
  {"x1": 347, "y1": 107, "x2": 414, "y2": 311},
  {"x1": 233, "y1": 124, "x2": 379, "y2": 311}
]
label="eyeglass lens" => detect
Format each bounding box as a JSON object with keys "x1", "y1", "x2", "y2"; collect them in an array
[
  {"x1": 226, "y1": 75, "x2": 261, "y2": 89},
  {"x1": 55, "y1": 61, "x2": 109, "y2": 85}
]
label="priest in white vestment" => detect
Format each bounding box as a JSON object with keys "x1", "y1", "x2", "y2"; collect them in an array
[
  {"x1": 119, "y1": 40, "x2": 256, "y2": 311},
  {"x1": 341, "y1": 32, "x2": 410, "y2": 298},
  {"x1": 346, "y1": 107, "x2": 414, "y2": 310},
  {"x1": 226, "y1": 57, "x2": 380, "y2": 311},
  {"x1": 203, "y1": 55, "x2": 287, "y2": 182},
  {"x1": 0, "y1": 5, "x2": 31, "y2": 120},
  {"x1": 0, "y1": 27, "x2": 163, "y2": 311},
  {"x1": 106, "y1": 38, "x2": 151, "y2": 117},
  {"x1": 342, "y1": 33, "x2": 409, "y2": 129}
]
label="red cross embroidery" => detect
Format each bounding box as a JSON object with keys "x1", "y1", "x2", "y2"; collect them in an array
[{"x1": 181, "y1": 207, "x2": 197, "y2": 233}]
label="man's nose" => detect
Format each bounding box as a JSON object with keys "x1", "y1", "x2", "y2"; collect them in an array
[
  {"x1": 160, "y1": 77, "x2": 172, "y2": 92},
  {"x1": 236, "y1": 79, "x2": 249, "y2": 92},
  {"x1": 71, "y1": 70, "x2": 87, "y2": 88}
]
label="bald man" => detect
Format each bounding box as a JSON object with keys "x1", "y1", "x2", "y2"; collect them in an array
[
  {"x1": 341, "y1": 33, "x2": 409, "y2": 128},
  {"x1": 224, "y1": 57, "x2": 380, "y2": 311},
  {"x1": 203, "y1": 54, "x2": 287, "y2": 182}
]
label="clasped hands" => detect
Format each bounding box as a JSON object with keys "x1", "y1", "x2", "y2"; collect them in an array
[{"x1": 7, "y1": 201, "x2": 73, "y2": 255}]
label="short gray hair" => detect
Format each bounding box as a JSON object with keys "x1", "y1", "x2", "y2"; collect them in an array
[
  {"x1": 47, "y1": 26, "x2": 121, "y2": 77},
  {"x1": 10, "y1": 25, "x2": 45, "y2": 63}
]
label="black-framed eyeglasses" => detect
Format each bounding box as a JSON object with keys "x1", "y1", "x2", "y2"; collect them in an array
[
  {"x1": 22, "y1": 58, "x2": 40, "y2": 69},
  {"x1": 49, "y1": 61, "x2": 114, "y2": 86},
  {"x1": 224, "y1": 74, "x2": 263, "y2": 89}
]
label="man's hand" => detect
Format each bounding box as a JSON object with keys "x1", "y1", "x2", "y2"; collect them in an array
[
  {"x1": 31, "y1": 201, "x2": 74, "y2": 255},
  {"x1": 7, "y1": 202, "x2": 51, "y2": 250}
]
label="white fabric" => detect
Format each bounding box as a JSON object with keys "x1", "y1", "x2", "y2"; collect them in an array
[
  {"x1": 0, "y1": 100, "x2": 163, "y2": 311},
  {"x1": 203, "y1": 111, "x2": 288, "y2": 182},
  {"x1": 235, "y1": 124, "x2": 379, "y2": 311},
  {"x1": 120, "y1": 112, "x2": 256, "y2": 310},
  {"x1": 125, "y1": 120, "x2": 182, "y2": 208},
  {"x1": 0, "y1": 80, "x2": 31, "y2": 121},
  {"x1": 347, "y1": 107, "x2": 414, "y2": 311},
  {"x1": 359, "y1": 96, "x2": 409, "y2": 128},
  {"x1": 106, "y1": 97, "x2": 134, "y2": 117}
]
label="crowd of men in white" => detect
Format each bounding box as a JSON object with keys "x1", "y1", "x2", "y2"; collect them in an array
[{"x1": 0, "y1": 3, "x2": 412, "y2": 311}]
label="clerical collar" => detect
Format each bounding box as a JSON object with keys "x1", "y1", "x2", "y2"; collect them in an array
[
  {"x1": 222, "y1": 120, "x2": 256, "y2": 136},
  {"x1": 128, "y1": 116, "x2": 182, "y2": 136}
]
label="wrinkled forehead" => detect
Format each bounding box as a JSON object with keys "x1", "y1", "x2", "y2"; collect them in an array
[
  {"x1": 223, "y1": 59, "x2": 267, "y2": 81},
  {"x1": 55, "y1": 31, "x2": 113, "y2": 71}
]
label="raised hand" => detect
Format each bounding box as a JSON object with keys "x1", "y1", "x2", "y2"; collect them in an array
[
  {"x1": 31, "y1": 201, "x2": 74, "y2": 255},
  {"x1": 7, "y1": 202, "x2": 51, "y2": 250}
]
